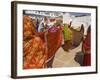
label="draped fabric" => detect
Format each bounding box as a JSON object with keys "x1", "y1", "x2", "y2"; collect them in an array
[
  {"x1": 47, "y1": 26, "x2": 62, "y2": 59},
  {"x1": 62, "y1": 24, "x2": 73, "y2": 51},
  {"x1": 82, "y1": 27, "x2": 91, "y2": 66},
  {"x1": 23, "y1": 16, "x2": 63, "y2": 69},
  {"x1": 83, "y1": 54, "x2": 91, "y2": 66},
  {"x1": 63, "y1": 24, "x2": 73, "y2": 41},
  {"x1": 23, "y1": 36, "x2": 48, "y2": 69},
  {"x1": 23, "y1": 16, "x2": 48, "y2": 69}
]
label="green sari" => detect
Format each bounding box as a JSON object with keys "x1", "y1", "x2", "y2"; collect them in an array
[{"x1": 63, "y1": 24, "x2": 73, "y2": 41}]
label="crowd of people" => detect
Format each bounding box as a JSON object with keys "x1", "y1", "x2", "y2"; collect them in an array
[{"x1": 23, "y1": 15, "x2": 91, "y2": 69}]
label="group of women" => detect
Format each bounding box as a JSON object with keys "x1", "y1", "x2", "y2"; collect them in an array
[{"x1": 23, "y1": 15, "x2": 91, "y2": 69}]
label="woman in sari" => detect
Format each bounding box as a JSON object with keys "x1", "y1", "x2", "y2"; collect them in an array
[{"x1": 82, "y1": 26, "x2": 91, "y2": 66}]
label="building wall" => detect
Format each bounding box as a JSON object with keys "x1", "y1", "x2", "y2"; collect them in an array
[{"x1": 72, "y1": 16, "x2": 91, "y2": 35}]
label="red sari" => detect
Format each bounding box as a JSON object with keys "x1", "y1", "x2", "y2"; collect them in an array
[
  {"x1": 82, "y1": 27, "x2": 91, "y2": 66},
  {"x1": 47, "y1": 26, "x2": 62, "y2": 59},
  {"x1": 23, "y1": 16, "x2": 63, "y2": 68}
]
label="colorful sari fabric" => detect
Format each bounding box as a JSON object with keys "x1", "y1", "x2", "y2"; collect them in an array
[
  {"x1": 63, "y1": 24, "x2": 73, "y2": 41},
  {"x1": 23, "y1": 16, "x2": 48, "y2": 69},
  {"x1": 23, "y1": 16, "x2": 63, "y2": 69},
  {"x1": 47, "y1": 26, "x2": 63, "y2": 59},
  {"x1": 82, "y1": 26, "x2": 91, "y2": 66},
  {"x1": 23, "y1": 36, "x2": 48, "y2": 69},
  {"x1": 62, "y1": 24, "x2": 73, "y2": 51}
]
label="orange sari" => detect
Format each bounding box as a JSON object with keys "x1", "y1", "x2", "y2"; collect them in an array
[
  {"x1": 23, "y1": 16, "x2": 48, "y2": 69},
  {"x1": 23, "y1": 16, "x2": 63, "y2": 69}
]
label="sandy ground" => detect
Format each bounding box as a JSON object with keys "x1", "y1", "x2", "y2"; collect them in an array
[{"x1": 52, "y1": 43, "x2": 82, "y2": 67}]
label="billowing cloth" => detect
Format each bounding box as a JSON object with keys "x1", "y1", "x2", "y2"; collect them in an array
[
  {"x1": 47, "y1": 26, "x2": 63, "y2": 59},
  {"x1": 23, "y1": 15, "x2": 63, "y2": 69},
  {"x1": 82, "y1": 27, "x2": 91, "y2": 66},
  {"x1": 62, "y1": 24, "x2": 73, "y2": 51},
  {"x1": 23, "y1": 16, "x2": 35, "y2": 40},
  {"x1": 23, "y1": 16, "x2": 48, "y2": 69},
  {"x1": 71, "y1": 26, "x2": 84, "y2": 47},
  {"x1": 82, "y1": 33, "x2": 91, "y2": 54},
  {"x1": 63, "y1": 24, "x2": 73, "y2": 41},
  {"x1": 23, "y1": 36, "x2": 48, "y2": 69}
]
